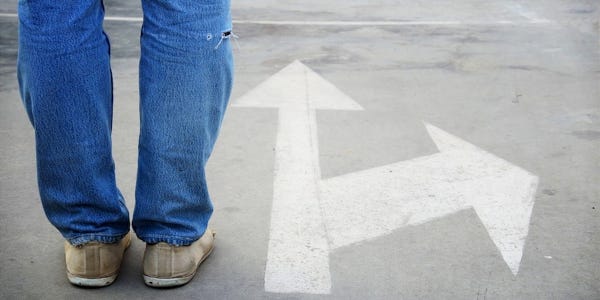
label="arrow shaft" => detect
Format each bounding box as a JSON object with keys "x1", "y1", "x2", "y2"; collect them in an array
[
  {"x1": 264, "y1": 105, "x2": 331, "y2": 294},
  {"x1": 320, "y1": 152, "x2": 472, "y2": 249}
]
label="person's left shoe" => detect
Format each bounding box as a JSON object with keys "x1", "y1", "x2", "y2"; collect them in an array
[
  {"x1": 64, "y1": 233, "x2": 131, "y2": 287},
  {"x1": 143, "y1": 229, "x2": 215, "y2": 288}
]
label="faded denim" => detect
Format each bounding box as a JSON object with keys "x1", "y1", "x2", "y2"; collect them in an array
[{"x1": 17, "y1": 0, "x2": 233, "y2": 246}]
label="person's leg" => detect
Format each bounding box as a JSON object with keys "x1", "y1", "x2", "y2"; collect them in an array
[
  {"x1": 17, "y1": 0, "x2": 130, "y2": 245},
  {"x1": 133, "y1": 0, "x2": 233, "y2": 246}
]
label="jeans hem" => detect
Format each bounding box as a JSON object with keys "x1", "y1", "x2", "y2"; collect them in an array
[
  {"x1": 138, "y1": 234, "x2": 201, "y2": 246},
  {"x1": 66, "y1": 232, "x2": 129, "y2": 246}
]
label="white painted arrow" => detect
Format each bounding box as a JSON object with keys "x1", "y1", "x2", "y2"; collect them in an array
[
  {"x1": 232, "y1": 60, "x2": 539, "y2": 294},
  {"x1": 320, "y1": 123, "x2": 539, "y2": 274}
]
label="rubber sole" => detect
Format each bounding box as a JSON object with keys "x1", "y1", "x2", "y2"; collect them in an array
[
  {"x1": 143, "y1": 244, "x2": 214, "y2": 288},
  {"x1": 67, "y1": 273, "x2": 118, "y2": 287}
]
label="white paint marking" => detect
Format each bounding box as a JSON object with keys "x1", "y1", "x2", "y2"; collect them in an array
[
  {"x1": 233, "y1": 61, "x2": 539, "y2": 294},
  {"x1": 505, "y1": 3, "x2": 551, "y2": 23},
  {"x1": 0, "y1": 12, "x2": 144, "y2": 22},
  {"x1": 104, "y1": 15, "x2": 143, "y2": 22},
  {"x1": 231, "y1": 20, "x2": 545, "y2": 26},
  {"x1": 0, "y1": 12, "x2": 550, "y2": 26},
  {"x1": 233, "y1": 19, "x2": 551, "y2": 26},
  {"x1": 544, "y1": 255, "x2": 553, "y2": 259},
  {"x1": 233, "y1": 61, "x2": 362, "y2": 294},
  {"x1": 321, "y1": 123, "x2": 539, "y2": 275}
]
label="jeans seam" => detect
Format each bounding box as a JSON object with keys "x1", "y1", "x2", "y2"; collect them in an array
[{"x1": 66, "y1": 232, "x2": 129, "y2": 246}]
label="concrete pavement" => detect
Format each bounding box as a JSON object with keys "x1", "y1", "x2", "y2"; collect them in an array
[{"x1": 1, "y1": 0, "x2": 599, "y2": 298}]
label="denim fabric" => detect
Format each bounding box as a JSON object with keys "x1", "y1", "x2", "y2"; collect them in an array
[{"x1": 17, "y1": 0, "x2": 233, "y2": 246}]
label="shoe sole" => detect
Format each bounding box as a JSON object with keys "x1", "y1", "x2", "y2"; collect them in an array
[
  {"x1": 143, "y1": 243, "x2": 214, "y2": 288},
  {"x1": 67, "y1": 273, "x2": 118, "y2": 287},
  {"x1": 66, "y1": 234, "x2": 131, "y2": 287}
]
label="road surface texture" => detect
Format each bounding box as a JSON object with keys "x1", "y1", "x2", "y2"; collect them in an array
[{"x1": 1, "y1": 0, "x2": 598, "y2": 299}]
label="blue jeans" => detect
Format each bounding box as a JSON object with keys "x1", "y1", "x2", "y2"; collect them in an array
[{"x1": 17, "y1": 0, "x2": 233, "y2": 246}]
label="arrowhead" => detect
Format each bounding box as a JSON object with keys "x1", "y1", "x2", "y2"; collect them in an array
[
  {"x1": 466, "y1": 172, "x2": 538, "y2": 275},
  {"x1": 231, "y1": 60, "x2": 364, "y2": 110},
  {"x1": 424, "y1": 122, "x2": 482, "y2": 153},
  {"x1": 424, "y1": 122, "x2": 539, "y2": 275}
]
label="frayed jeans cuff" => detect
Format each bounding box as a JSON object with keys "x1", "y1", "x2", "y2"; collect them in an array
[
  {"x1": 139, "y1": 235, "x2": 200, "y2": 247},
  {"x1": 66, "y1": 232, "x2": 129, "y2": 246}
]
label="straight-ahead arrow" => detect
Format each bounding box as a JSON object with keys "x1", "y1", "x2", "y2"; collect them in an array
[
  {"x1": 234, "y1": 60, "x2": 363, "y2": 294},
  {"x1": 232, "y1": 60, "x2": 539, "y2": 294}
]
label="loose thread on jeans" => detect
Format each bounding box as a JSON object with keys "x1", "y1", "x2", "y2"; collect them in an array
[{"x1": 214, "y1": 31, "x2": 240, "y2": 50}]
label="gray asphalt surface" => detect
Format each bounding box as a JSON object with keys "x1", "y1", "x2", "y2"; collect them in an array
[{"x1": 1, "y1": 0, "x2": 599, "y2": 299}]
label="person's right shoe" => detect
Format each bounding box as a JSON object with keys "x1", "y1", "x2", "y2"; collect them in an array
[{"x1": 143, "y1": 229, "x2": 215, "y2": 288}]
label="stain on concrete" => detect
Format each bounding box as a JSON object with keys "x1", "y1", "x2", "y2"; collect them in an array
[
  {"x1": 568, "y1": 8, "x2": 596, "y2": 14},
  {"x1": 549, "y1": 151, "x2": 566, "y2": 158},
  {"x1": 571, "y1": 130, "x2": 600, "y2": 140},
  {"x1": 453, "y1": 35, "x2": 490, "y2": 44},
  {"x1": 505, "y1": 65, "x2": 547, "y2": 71}
]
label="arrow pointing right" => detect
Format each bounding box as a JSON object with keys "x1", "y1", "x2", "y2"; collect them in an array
[{"x1": 320, "y1": 123, "x2": 539, "y2": 275}]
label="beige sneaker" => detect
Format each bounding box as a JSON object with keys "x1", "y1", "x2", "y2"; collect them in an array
[
  {"x1": 64, "y1": 233, "x2": 131, "y2": 287},
  {"x1": 143, "y1": 229, "x2": 215, "y2": 288}
]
